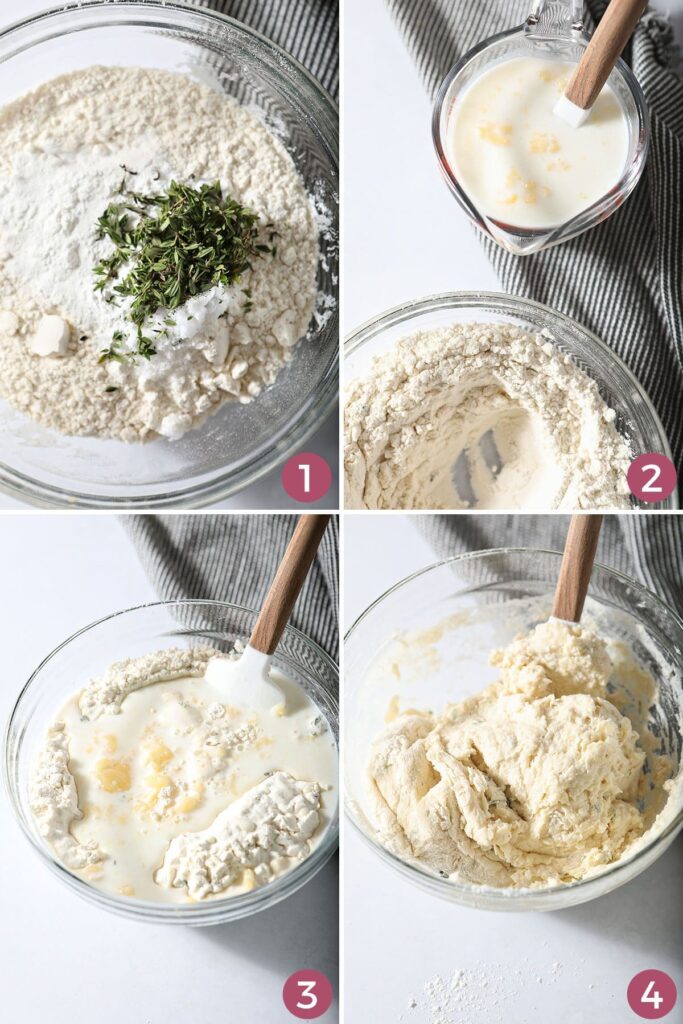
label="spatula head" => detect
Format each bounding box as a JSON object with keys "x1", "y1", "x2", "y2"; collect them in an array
[
  {"x1": 205, "y1": 647, "x2": 285, "y2": 714},
  {"x1": 554, "y1": 93, "x2": 590, "y2": 127}
]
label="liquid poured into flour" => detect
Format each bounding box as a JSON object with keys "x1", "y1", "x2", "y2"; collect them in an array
[{"x1": 30, "y1": 648, "x2": 337, "y2": 903}]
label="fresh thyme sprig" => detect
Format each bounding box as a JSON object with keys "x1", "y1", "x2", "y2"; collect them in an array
[{"x1": 95, "y1": 179, "x2": 276, "y2": 362}]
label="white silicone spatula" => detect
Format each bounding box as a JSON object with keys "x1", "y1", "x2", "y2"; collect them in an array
[
  {"x1": 554, "y1": 0, "x2": 648, "y2": 127},
  {"x1": 206, "y1": 514, "x2": 331, "y2": 713},
  {"x1": 551, "y1": 514, "x2": 603, "y2": 623}
]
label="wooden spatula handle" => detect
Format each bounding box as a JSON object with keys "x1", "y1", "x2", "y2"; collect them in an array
[
  {"x1": 565, "y1": 0, "x2": 648, "y2": 111},
  {"x1": 250, "y1": 514, "x2": 331, "y2": 655},
  {"x1": 552, "y1": 514, "x2": 603, "y2": 623}
]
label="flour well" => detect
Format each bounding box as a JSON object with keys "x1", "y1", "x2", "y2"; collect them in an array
[
  {"x1": 344, "y1": 323, "x2": 633, "y2": 510},
  {"x1": 0, "y1": 66, "x2": 320, "y2": 441}
]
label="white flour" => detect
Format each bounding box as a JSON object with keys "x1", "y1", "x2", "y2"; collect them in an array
[
  {"x1": 78, "y1": 646, "x2": 215, "y2": 720},
  {"x1": 0, "y1": 66, "x2": 320, "y2": 441},
  {"x1": 156, "y1": 771, "x2": 321, "y2": 899},
  {"x1": 30, "y1": 722, "x2": 104, "y2": 870},
  {"x1": 344, "y1": 323, "x2": 633, "y2": 510}
]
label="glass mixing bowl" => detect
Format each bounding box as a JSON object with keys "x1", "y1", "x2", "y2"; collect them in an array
[
  {"x1": 345, "y1": 549, "x2": 683, "y2": 911},
  {"x1": 3, "y1": 600, "x2": 339, "y2": 925},
  {"x1": 344, "y1": 292, "x2": 677, "y2": 510},
  {"x1": 0, "y1": 1, "x2": 338, "y2": 508},
  {"x1": 432, "y1": 0, "x2": 649, "y2": 255}
]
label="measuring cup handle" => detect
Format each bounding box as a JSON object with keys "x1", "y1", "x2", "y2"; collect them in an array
[{"x1": 525, "y1": 0, "x2": 584, "y2": 38}]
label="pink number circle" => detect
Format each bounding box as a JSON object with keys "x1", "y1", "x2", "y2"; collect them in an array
[
  {"x1": 282, "y1": 453, "x2": 332, "y2": 503},
  {"x1": 627, "y1": 453, "x2": 677, "y2": 503},
  {"x1": 627, "y1": 970, "x2": 677, "y2": 1019},
  {"x1": 282, "y1": 970, "x2": 333, "y2": 1019}
]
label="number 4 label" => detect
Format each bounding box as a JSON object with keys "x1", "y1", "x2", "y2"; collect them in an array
[
  {"x1": 283, "y1": 971, "x2": 333, "y2": 1019},
  {"x1": 627, "y1": 970, "x2": 677, "y2": 1019},
  {"x1": 642, "y1": 980, "x2": 664, "y2": 1011}
]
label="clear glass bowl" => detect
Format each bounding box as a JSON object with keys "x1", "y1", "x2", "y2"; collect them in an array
[
  {"x1": 432, "y1": 1, "x2": 649, "y2": 255},
  {"x1": 345, "y1": 549, "x2": 683, "y2": 911},
  {"x1": 0, "y1": 1, "x2": 338, "y2": 508},
  {"x1": 3, "y1": 600, "x2": 339, "y2": 925},
  {"x1": 344, "y1": 292, "x2": 677, "y2": 510}
]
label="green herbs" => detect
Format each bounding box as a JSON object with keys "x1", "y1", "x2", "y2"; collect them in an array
[{"x1": 94, "y1": 179, "x2": 275, "y2": 362}]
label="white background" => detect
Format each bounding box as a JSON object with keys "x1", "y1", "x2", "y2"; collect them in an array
[
  {"x1": 0, "y1": 515, "x2": 338, "y2": 1023},
  {"x1": 343, "y1": 514, "x2": 683, "y2": 1023},
  {"x1": 0, "y1": 0, "x2": 338, "y2": 512}
]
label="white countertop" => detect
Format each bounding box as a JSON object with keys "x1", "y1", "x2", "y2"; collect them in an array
[
  {"x1": 0, "y1": 515, "x2": 338, "y2": 1023},
  {"x1": 343, "y1": 514, "x2": 683, "y2": 1024},
  {"x1": 0, "y1": 0, "x2": 338, "y2": 512}
]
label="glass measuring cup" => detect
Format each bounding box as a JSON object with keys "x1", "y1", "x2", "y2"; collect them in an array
[{"x1": 432, "y1": 0, "x2": 649, "y2": 255}]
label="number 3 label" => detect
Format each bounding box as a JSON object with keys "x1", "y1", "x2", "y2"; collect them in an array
[
  {"x1": 627, "y1": 970, "x2": 677, "y2": 1019},
  {"x1": 283, "y1": 971, "x2": 333, "y2": 1018},
  {"x1": 627, "y1": 453, "x2": 677, "y2": 504},
  {"x1": 296, "y1": 980, "x2": 318, "y2": 1010}
]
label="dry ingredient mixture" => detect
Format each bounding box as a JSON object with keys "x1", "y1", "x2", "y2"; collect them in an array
[
  {"x1": 30, "y1": 647, "x2": 337, "y2": 903},
  {"x1": 368, "y1": 619, "x2": 676, "y2": 888},
  {"x1": 447, "y1": 57, "x2": 629, "y2": 230},
  {"x1": 0, "y1": 66, "x2": 322, "y2": 441},
  {"x1": 344, "y1": 323, "x2": 633, "y2": 510}
]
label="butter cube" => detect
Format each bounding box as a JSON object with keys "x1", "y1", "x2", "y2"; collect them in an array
[{"x1": 29, "y1": 315, "x2": 70, "y2": 357}]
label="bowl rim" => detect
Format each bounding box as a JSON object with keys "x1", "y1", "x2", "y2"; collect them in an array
[
  {"x1": 344, "y1": 547, "x2": 683, "y2": 907},
  {"x1": 430, "y1": 24, "x2": 650, "y2": 253},
  {"x1": 0, "y1": 0, "x2": 339, "y2": 510},
  {"x1": 3, "y1": 597, "x2": 340, "y2": 923},
  {"x1": 344, "y1": 289, "x2": 677, "y2": 510}
]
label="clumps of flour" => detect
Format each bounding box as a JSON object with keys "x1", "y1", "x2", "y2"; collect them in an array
[
  {"x1": 0, "y1": 66, "x2": 322, "y2": 441},
  {"x1": 78, "y1": 647, "x2": 219, "y2": 721},
  {"x1": 344, "y1": 322, "x2": 633, "y2": 510},
  {"x1": 155, "y1": 771, "x2": 322, "y2": 899},
  {"x1": 30, "y1": 722, "x2": 104, "y2": 870}
]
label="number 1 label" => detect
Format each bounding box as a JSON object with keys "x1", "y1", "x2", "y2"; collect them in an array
[{"x1": 282, "y1": 453, "x2": 332, "y2": 503}]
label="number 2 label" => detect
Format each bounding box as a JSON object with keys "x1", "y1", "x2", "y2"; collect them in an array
[
  {"x1": 640, "y1": 464, "x2": 662, "y2": 494},
  {"x1": 627, "y1": 453, "x2": 677, "y2": 504}
]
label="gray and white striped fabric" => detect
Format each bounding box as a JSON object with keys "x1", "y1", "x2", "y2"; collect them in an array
[
  {"x1": 416, "y1": 514, "x2": 683, "y2": 619},
  {"x1": 386, "y1": 0, "x2": 683, "y2": 473},
  {"x1": 122, "y1": 515, "x2": 339, "y2": 661},
  {"x1": 198, "y1": 0, "x2": 339, "y2": 100}
]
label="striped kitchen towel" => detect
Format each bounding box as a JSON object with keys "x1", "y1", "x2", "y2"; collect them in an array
[
  {"x1": 198, "y1": 0, "x2": 339, "y2": 100},
  {"x1": 416, "y1": 513, "x2": 683, "y2": 619},
  {"x1": 122, "y1": 515, "x2": 339, "y2": 662},
  {"x1": 386, "y1": 0, "x2": 683, "y2": 473}
]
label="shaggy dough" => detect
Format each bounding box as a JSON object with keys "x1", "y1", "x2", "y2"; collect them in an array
[{"x1": 368, "y1": 619, "x2": 651, "y2": 888}]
